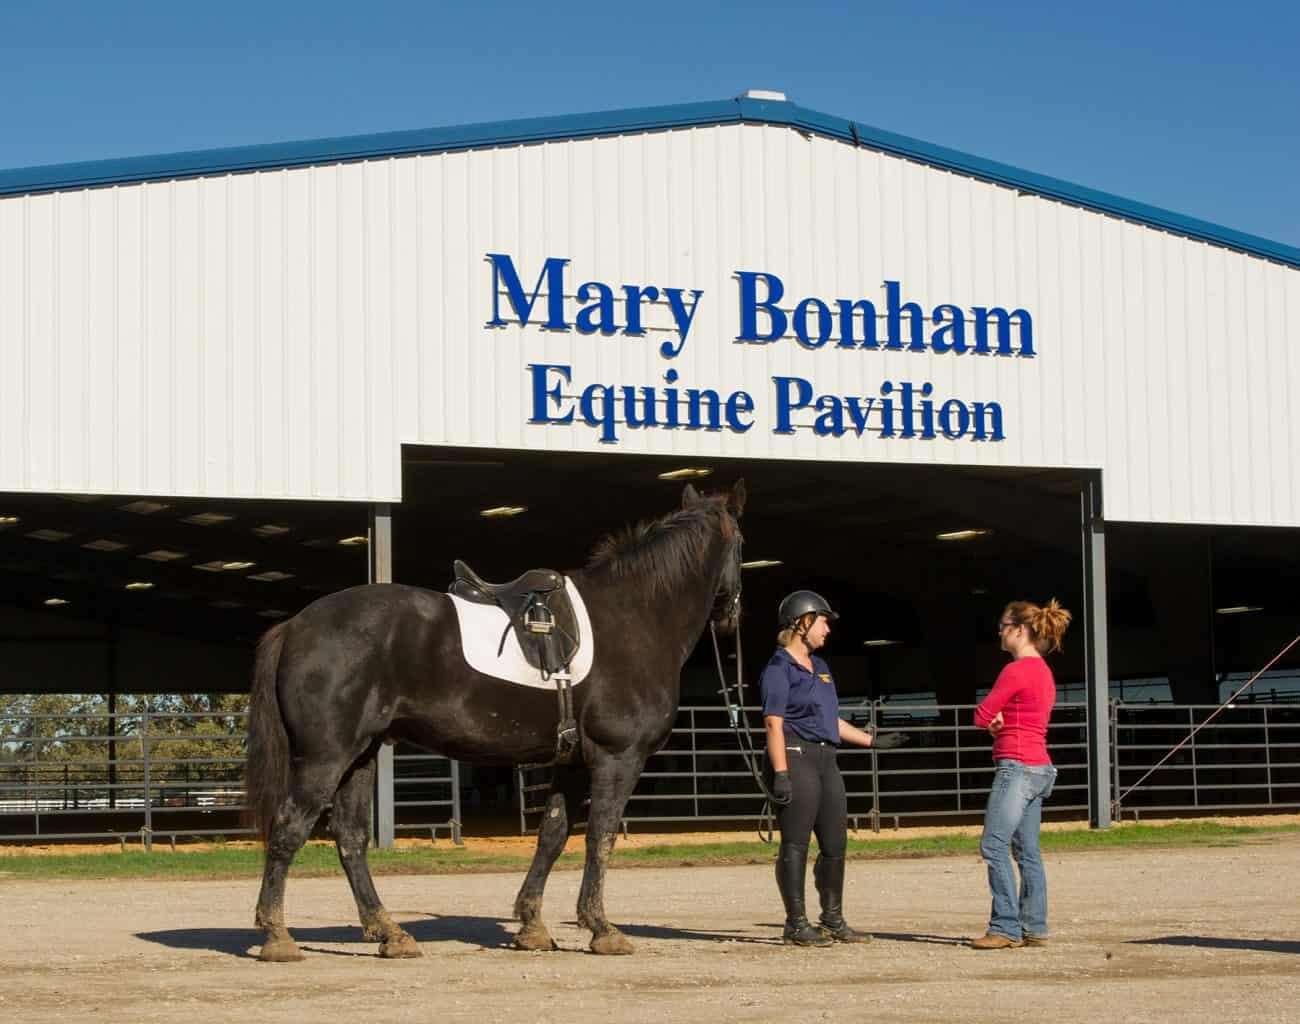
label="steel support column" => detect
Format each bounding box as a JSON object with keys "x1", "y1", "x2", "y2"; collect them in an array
[
  {"x1": 369, "y1": 503, "x2": 396, "y2": 848},
  {"x1": 1081, "y1": 476, "x2": 1112, "y2": 828}
]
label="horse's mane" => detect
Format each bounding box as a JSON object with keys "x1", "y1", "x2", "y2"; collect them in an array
[{"x1": 585, "y1": 497, "x2": 731, "y2": 596}]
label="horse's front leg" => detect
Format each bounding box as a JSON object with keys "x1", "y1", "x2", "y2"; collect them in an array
[
  {"x1": 513, "y1": 766, "x2": 586, "y2": 951},
  {"x1": 577, "y1": 750, "x2": 644, "y2": 955}
]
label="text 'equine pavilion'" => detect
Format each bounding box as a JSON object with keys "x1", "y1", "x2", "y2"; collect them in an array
[{"x1": 1, "y1": 91, "x2": 1298, "y2": 838}]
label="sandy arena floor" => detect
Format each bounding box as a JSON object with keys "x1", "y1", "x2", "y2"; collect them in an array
[{"x1": 2, "y1": 827, "x2": 1298, "y2": 1023}]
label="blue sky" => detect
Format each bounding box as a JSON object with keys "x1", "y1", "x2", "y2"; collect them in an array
[{"x1": 3, "y1": 2, "x2": 1297, "y2": 247}]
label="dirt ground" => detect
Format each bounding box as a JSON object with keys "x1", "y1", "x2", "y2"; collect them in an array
[{"x1": 2, "y1": 827, "x2": 1298, "y2": 1024}]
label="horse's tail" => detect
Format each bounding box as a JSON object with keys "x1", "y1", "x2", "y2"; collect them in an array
[{"x1": 244, "y1": 622, "x2": 290, "y2": 842}]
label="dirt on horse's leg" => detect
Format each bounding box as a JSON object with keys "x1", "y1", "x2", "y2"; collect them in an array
[
  {"x1": 330, "y1": 752, "x2": 421, "y2": 959},
  {"x1": 513, "y1": 769, "x2": 583, "y2": 951},
  {"x1": 577, "y1": 754, "x2": 641, "y2": 955},
  {"x1": 255, "y1": 785, "x2": 329, "y2": 963}
]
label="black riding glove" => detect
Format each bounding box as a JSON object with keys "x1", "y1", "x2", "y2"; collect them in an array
[
  {"x1": 872, "y1": 731, "x2": 911, "y2": 750},
  {"x1": 772, "y1": 770, "x2": 793, "y2": 805}
]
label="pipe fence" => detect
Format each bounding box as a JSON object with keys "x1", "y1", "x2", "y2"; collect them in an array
[
  {"x1": 0, "y1": 708, "x2": 460, "y2": 847},
  {"x1": 4, "y1": 699, "x2": 1296, "y2": 846}
]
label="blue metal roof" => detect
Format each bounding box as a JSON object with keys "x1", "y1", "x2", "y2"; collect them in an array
[{"x1": 2, "y1": 95, "x2": 1297, "y2": 269}]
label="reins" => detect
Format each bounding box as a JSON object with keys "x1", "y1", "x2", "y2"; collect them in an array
[{"x1": 710, "y1": 607, "x2": 778, "y2": 843}]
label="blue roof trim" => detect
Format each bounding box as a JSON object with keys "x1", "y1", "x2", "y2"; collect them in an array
[{"x1": 2, "y1": 96, "x2": 1297, "y2": 269}]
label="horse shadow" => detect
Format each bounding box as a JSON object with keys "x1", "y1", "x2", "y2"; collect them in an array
[
  {"x1": 136, "y1": 915, "x2": 779, "y2": 959},
  {"x1": 137, "y1": 914, "x2": 519, "y2": 959},
  {"x1": 1128, "y1": 935, "x2": 1300, "y2": 955}
]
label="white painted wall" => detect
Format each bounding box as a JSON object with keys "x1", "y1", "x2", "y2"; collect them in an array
[{"x1": 1, "y1": 123, "x2": 1296, "y2": 526}]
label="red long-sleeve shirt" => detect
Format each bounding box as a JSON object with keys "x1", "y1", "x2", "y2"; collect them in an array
[{"x1": 974, "y1": 657, "x2": 1057, "y2": 765}]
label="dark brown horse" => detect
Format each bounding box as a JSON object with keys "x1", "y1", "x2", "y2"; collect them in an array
[{"x1": 245, "y1": 480, "x2": 745, "y2": 961}]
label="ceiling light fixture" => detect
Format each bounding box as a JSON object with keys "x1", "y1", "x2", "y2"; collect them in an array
[
  {"x1": 82, "y1": 539, "x2": 128, "y2": 552},
  {"x1": 935, "y1": 528, "x2": 993, "y2": 542},
  {"x1": 27, "y1": 529, "x2": 74, "y2": 542},
  {"x1": 139, "y1": 549, "x2": 188, "y2": 562},
  {"x1": 337, "y1": 535, "x2": 370, "y2": 546},
  {"x1": 120, "y1": 500, "x2": 169, "y2": 515},
  {"x1": 863, "y1": 639, "x2": 902, "y2": 648},
  {"x1": 183, "y1": 512, "x2": 234, "y2": 526},
  {"x1": 221, "y1": 561, "x2": 257, "y2": 571},
  {"x1": 0, "y1": 515, "x2": 19, "y2": 526},
  {"x1": 124, "y1": 581, "x2": 155, "y2": 591},
  {"x1": 741, "y1": 559, "x2": 784, "y2": 570},
  {"x1": 252, "y1": 524, "x2": 292, "y2": 537},
  {"x1": 43, "y1": 597, "x2": 69, "y2": 607},
  {"x1": 478, "y1": 506, "x2": 527, "y2": 519},
  {"x1": 656, "y1": 467, "x2": 714, "y2": 481},
  {"x1": 1215, "y1": 606, "x2": 1263, "y2": 615},
  {"x1": 249, "y1": 570, "x2": 294, "y2": 583}
]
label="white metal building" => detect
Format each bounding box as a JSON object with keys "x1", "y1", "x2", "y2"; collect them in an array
[{"x1": 2, "y1": 91, "x2": 1298, "y2": 831}]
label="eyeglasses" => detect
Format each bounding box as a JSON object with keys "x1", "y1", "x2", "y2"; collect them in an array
[{"x1": 997, "y1": 620, "x2": 1017, "y2": 633}]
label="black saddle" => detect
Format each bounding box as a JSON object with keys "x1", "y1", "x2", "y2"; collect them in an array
[{"x1": 449, "y1": 560, "x2": 581, "y2": 678}]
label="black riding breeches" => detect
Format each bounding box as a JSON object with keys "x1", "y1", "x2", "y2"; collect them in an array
[{"x1": 773, "y1": 740, "x2": 847, "y2": 857}]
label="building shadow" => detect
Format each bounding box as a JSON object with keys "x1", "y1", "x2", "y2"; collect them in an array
[{"x1": 1128, "y1": 935, "x2": 1300, "y2": 955}]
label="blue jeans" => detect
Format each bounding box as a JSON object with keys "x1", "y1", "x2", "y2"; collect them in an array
[{"x1": 979, "y1": 760, "x2": 1057, "y2": 940}]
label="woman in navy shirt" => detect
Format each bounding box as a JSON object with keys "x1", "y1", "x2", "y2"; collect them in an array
[{"x1": 761, "y1": 590, "x2": 906, "y2": 946}]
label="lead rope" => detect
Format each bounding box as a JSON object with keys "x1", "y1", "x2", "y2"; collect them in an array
[
  {"x1": 710, "y1": 614, "x2": 778, "y2": 843},
  {"x1": 1115, "y1": 630, "x2": 1300, "y2": 812}
]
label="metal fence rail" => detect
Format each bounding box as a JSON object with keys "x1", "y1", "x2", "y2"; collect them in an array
[
  {"x1": 0, "y1": 709, "x2": 461, "y2": 847},
  {"x1": 393, "y1": 748, "x2": 462, "y2": 844},
  {"x1": 6, "y1": 700, "x2": 1297, "y2": 845},
  {"x1": 1113, "y1": 701, "x2": 1300, "y2": 818},
  {"x1": 518, "y1": 699, "x2": 1300, "y2": 834}
]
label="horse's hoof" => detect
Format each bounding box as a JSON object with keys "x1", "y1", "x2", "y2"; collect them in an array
[
  {"x1": 590, "y1": 931, "x2": 634, "y2": 956},
  {"x1": 514, "y1": 924, "x2": 558, "y2": 951},
  {"x1": 258, "y1": 937, "x2": 305, "y2": 963},
  {"x1": 379, "y1": 932, "x2": 423, "y2": 959},
  {"x1": 362, "y1": 925, "x2": 385, "y2": 942}
]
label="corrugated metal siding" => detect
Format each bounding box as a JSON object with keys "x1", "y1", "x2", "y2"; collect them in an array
[{"x1": 1, "y1": 123, "x2": 1297, "y2": 526}]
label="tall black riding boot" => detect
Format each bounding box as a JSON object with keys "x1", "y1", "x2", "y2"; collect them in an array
[
  {"x1": 814, "y1": 854, "x2": 872, "y2": 943},
  {"x1": 776, "y1": 845, "x2": 833, "y2": 947}
]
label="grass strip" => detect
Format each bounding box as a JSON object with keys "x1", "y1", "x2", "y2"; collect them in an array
[{"x1": 0, "y1": 820, "x2": 1293, "y2": 882}]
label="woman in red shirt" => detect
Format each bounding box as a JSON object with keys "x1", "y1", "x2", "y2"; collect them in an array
[{"x1": 970, "y1": 598, "x2": 1072, "y2": 949}]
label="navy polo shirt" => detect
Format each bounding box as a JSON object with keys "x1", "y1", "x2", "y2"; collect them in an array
[{"x1": 758, "y1": 648, "x2": 841, "y2": 744}]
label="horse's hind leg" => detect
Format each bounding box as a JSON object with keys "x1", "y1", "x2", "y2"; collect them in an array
[
  {"x1": 254, "y1": 771, "x2": 335, "y2": 962},
  {"x1": 577, "y1": 751, "x2": 643, "y2": 955},
  {"x1": 513, "y1": 766, "x2": 586, "y2": 951},
  {"x1": 330, "y1": 750, "x2": 421, "y2": 959}
]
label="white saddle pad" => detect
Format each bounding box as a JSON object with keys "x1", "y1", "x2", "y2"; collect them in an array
[{"x1": 448, "y1": 576, "x2": 594, "y2": 690}]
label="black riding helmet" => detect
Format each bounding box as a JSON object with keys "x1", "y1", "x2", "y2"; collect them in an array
[{"x1": 778, "y1": 590, "x2": 839, "y2": 626}]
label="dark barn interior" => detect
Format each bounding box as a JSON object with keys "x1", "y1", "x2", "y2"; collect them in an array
[{"x1": 1, "y1": 445, "x2": 1298, "y2": 830}]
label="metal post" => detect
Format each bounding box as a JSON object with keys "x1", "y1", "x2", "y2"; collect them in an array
[
  {"x1": 107, "y1": 621, "x2": 118, "y2": 809},
  {"x1": 1110, "y1": 699, "x2": 1121, "y2": 820},
  {"x1": 1081, "y1": 476, "x2": 1112, "y2": 828},
  {"x1": 369, "y1": 502, "x2": 396, "y2": 849},
  {"x1": 870, "y1": 701, "x2": 881, "y2": 833},
  {"x1": 451, "y1": 759, "x2": 463, "y2": 846},
  {"x1": 141, "y1": 700, "x2": 153, "y2": 851},
  {"x1": 1264, "y1": 707, "x2": 1273, "y2": 806},
  {"x1": 690, "y1": 709, "x2": 699, "y2": 819}
]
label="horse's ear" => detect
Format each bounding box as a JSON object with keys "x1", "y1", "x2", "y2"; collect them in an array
[
  {"x1": 728, "y1": 479, "x2": 747, "y2": 517},
  {"x1": 681, "y1": 483, "x2": 702, "y2": 508}
]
